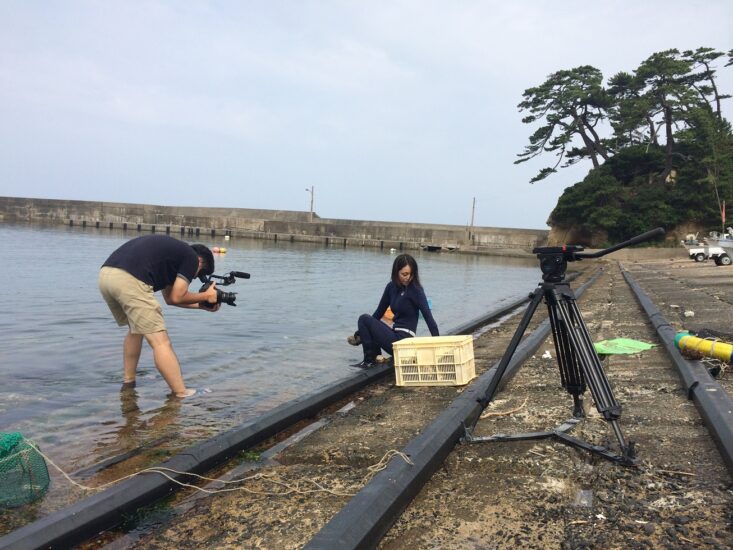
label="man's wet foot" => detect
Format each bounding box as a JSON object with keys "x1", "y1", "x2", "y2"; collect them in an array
[{"x1": 176, "y1": 388, "x2": 212, "y2": 398}]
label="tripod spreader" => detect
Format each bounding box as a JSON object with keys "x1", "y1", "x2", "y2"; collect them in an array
[
  {"x1": 463, "y1": 418, "x2": 637, "y2": 465},
  {"x1": 470, "y1": 279, "x2": 637, "y2": 466}
]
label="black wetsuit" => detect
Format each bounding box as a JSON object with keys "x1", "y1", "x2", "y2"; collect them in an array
[{"x1": 357, "y1": 281, "x2": 439, "y2": 360}]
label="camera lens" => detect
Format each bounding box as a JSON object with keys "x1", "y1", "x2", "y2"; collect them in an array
[{"x1": 217, "y1": 290, "x2": 237, "y2": 306}]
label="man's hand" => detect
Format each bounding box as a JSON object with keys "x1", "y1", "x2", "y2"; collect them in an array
[
  {"x1": 203, "y1": 282, "x2": 218, "y2": 304},
  {"x1": 163, "y1": 277, "x2": 219, "y2": 308},
  {"x1": 198, "y1": 282, "x2": 220, "y2": 311}
]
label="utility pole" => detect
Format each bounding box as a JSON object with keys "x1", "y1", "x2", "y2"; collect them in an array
[
  {"x1": 469, "y1": 197, "x2": 476, "y2": 242},
  {"x1": 305, "y1": 186, "x2": 314, "y2": 223},
  {"x1": 470, "y1": 197, "x2": 476, "y2": 231}
]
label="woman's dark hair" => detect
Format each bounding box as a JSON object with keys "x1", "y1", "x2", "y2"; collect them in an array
[
  {"x1": 391, "y1": 254, "x2": 421, "y2": 288},
  {"x1": 191, "y1": 244, "x2": 215, "y2": 277}
]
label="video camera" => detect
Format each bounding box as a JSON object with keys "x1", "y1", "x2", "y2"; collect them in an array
[{"x1": 198, "y1": 271, "x2": 250, "y2": 308}]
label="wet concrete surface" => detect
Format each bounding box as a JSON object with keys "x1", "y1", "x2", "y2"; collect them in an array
[{"x1": 95, "y1": 259, "x2": 733, "y2": 549}]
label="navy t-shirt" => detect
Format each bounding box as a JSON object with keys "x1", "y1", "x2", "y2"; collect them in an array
[{"x1": 103, "y1": 235, "x2": 199, "y2": 291}]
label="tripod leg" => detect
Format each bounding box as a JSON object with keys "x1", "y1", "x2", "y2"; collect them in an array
[
  {"x1": 562, "y1": 296, "x2": 622, "y2": 420},
  {"x1": 551, "y1": 285, "x2": 633, "y2": 459},
  {"x1": 478, "y1": 285, "x2": 545, "y2": 409},
  {"x1": 545, "y1": 288, "x2": 586, "y2": 417}
]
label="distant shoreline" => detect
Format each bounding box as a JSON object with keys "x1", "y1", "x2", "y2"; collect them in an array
[
  {"x1": 1, "y1": 196, "x2": 684, "y2": 260},
  {"x1": 0, "y1": 195, "x2": 549, "y2": 257}
]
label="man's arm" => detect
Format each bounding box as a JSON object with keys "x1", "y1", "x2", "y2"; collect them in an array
[{"x1": 162, "y1": 276, "x2": 218, "y2": 309}]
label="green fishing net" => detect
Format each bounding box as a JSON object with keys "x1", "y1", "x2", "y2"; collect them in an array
[{"x1": 0, "y1": 432, "x2": 50, "y2": 508}]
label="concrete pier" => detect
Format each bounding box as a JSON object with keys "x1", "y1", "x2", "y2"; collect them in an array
[{"x1": 0, "y1": 196, "x2": 548, "y2": 254}]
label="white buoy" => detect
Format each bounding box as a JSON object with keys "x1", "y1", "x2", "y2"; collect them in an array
[{"x1": 224, "y1": 235, "x2": 230, "y2": 241}]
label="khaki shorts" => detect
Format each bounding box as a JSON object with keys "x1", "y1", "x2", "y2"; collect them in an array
[{"x1": 98, "y1": 267, "x2": 166, "y2": 334}]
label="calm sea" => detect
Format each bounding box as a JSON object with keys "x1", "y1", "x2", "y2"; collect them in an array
[{"x1": 0, "y1": 223, "x2": 539, "y2": 490}]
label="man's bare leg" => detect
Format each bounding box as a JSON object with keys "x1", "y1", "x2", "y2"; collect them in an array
[
  {"x1": 144, "y1": 331, "x2": 194, "y2": 397},
  {"x1": 123, "y1": 331, "x2": 143, "y2": 387}
]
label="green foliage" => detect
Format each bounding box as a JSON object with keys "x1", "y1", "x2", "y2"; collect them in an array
[
  {"x1": 515, "y1": 65, "x2": 610, "y2": 182},
  {"x1": 549, "y1": 142, "x2": 733, "y2": 242},
  {"x1": 522, "y1": 45, "x2": 732, "y2": 241},
  {"x1": 240, "y1": 449, "x2": 262, "y2": 462}
]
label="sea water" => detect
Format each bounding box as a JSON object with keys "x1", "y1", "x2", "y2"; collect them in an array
[{"x1": 0, "y1": 223, "x2": 539, "y2": 480}]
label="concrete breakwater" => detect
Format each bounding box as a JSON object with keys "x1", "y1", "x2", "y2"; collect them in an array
[{"x1": 0, "y1": 196, "x2": 549, "y2": 253}]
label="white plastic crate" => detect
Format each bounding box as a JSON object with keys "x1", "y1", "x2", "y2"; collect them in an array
[{"x1": 392, "y1": 335, "x2": 476, "y2": 386}]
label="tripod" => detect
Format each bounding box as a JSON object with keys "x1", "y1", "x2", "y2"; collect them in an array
[{"x1": 464, "y1": 228, "x2": 665, "y2": 466}]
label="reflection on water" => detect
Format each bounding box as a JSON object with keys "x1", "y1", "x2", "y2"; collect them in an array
[
  {"x1": 0, "y1": 222, "x2": 539, "y2": 529},
  {"x1": 70, "y1": 390, "x2": 182, "y2": 480}
]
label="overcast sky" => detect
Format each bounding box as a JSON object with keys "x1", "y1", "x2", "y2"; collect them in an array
[{"x1": 1, "y1": 1, "x2": 731, "y2": 229}]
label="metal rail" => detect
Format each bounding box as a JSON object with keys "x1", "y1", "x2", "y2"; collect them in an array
[
  {"x1": 0, "y1": 294, "x2": 532, "y2": 550},
  {"x1": 622, "y1": 268, "x2": 733, "y2": 474},
  {"x1": 305, "y1": 272, "x2": 601, "y2": 549},
  {"x1": 308, "y1": 267, "x2": 733, "y2": 548}
]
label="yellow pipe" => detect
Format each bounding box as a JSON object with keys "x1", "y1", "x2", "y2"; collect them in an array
[{"x1": 675, "y1": 333, "x2": 733, "y2": 363}]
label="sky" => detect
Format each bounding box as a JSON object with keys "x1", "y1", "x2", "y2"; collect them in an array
[{"x1": 1, "y1": 2, "x2": 731, "y2": 230}]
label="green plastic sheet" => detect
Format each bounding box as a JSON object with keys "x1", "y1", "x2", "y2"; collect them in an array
[{"x1": 593, "y1": 338, "x2": 656, "y2": 356}]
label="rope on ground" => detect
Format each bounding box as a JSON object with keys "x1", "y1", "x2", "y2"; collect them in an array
[
  {"x1": 21, "y1": 441, "x2": 413, "y2": 498},
  {"x1": 636, "y1": 460, "x2": 695, "y2": 478},
  {"x1": 360, "y1": 450, "x2": 413, "y2": 486},
  {"x1": 702, "y1": 357, "x2": 728, "y2": 377},
  {"x1": 479, "y1": 397, "x2": 529, "y2": 420}
]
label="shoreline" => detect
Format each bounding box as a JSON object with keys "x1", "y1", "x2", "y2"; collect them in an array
[
  {"x1": 2, "y1": 258, "x2": 731, "y2": 547},
  {"x1": 0, "y1": 194, "x2": 545, "y2": 254},
  {"x1": 2, "y1": 216, "x2": 690, "y2": 262},
  {"x1": 121, "y1": 258, "x2": 733, "y2": 548}
]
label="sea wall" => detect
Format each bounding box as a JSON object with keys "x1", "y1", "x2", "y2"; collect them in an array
[
  {"x1": 0, "y1": 196, "x2": 312, "y2": 231},
  {"x1": 0, "y1": 196, "x2": 549, "y2": 252},
  {"x1": 263, "y1": 218, "x2": 547, "y2": 250}
]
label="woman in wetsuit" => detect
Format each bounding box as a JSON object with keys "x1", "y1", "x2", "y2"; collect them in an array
[{"x1": 348, "y1": 254, "x2": 439, "y2": 368}]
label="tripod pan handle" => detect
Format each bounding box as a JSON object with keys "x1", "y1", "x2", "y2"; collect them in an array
[{"x1": 577, "y1": 227, "x2": 665, "y2": 259}]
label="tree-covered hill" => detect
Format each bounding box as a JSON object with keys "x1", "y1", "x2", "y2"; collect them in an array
[{"x1": 516, "y1": 47, "x2": 733, "y2": 245}]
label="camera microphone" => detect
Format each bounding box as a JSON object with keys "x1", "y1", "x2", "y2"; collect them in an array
[{"x1": 232, "y1": 271, "x2": 251, "y2": 279}]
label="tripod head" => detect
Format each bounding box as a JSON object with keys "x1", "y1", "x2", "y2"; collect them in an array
[{"x1": 533, "y1": 227, "x2": 665, "y2": 282}]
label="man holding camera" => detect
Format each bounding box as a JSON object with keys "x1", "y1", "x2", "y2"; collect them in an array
[{"x1": 99, "y1": 235, "x2": 220, "y2": 398}]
